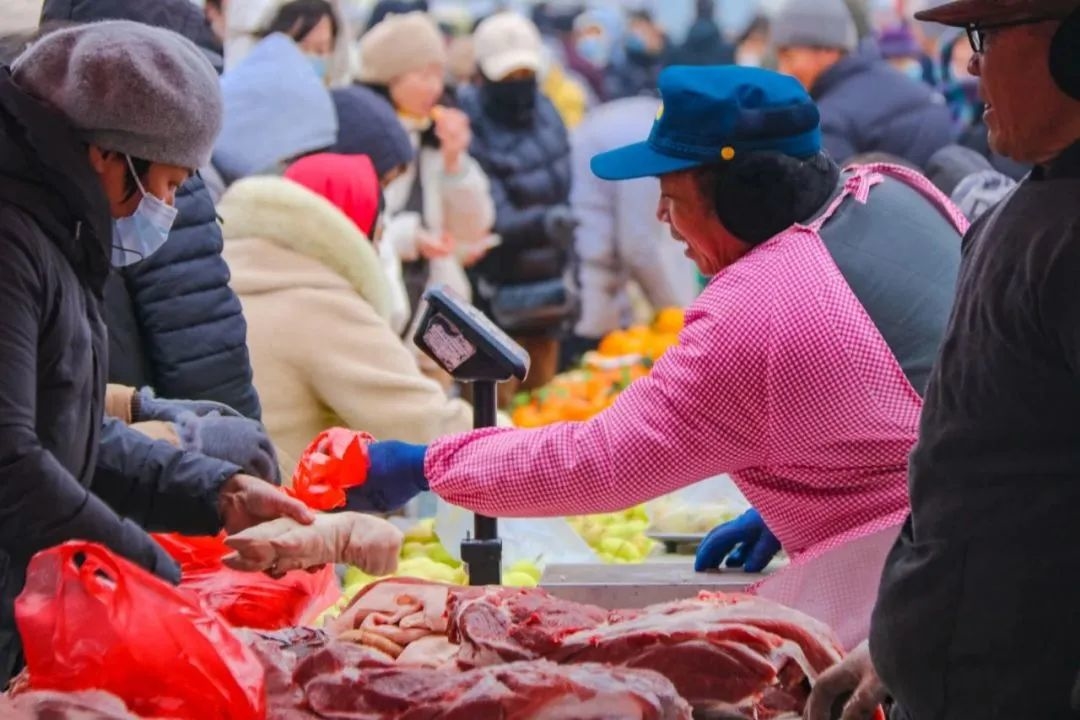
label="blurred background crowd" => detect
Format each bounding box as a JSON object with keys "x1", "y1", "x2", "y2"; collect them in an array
[{"x1": 0, "y1": 0, "x2": 1023, "y2": 470}]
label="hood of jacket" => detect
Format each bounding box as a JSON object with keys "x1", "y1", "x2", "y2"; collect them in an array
[
  {"x1": 40, "y1": 0, "x2": 224, "y2": 72},
  {"x1": 0, "y1": 69, "x2": 112, "y2": 293},
  {"x1": 218, "y1": 176, "x2": 392, "y2": 321},
  {"x1": 214, "y1": 34, "x2": 338, "y2": 184}
]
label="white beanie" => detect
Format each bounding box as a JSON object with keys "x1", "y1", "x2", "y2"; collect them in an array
[{"x1": 357, "y1": 12, "x2": 447, "y2": 85}]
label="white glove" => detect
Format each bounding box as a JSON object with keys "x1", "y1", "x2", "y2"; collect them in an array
[{"x1": 223, "y1": 513, "x2": 403, "y2": 577}]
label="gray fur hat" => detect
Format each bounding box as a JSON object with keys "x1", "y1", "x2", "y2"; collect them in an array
[{"x1": 12, "y1": 20, "x2": 222, "y2": 169}]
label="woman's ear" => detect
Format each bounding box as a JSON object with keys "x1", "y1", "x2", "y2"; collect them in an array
[{"x1": 87, "y1": 144, "x2": 109, "y2": 174}]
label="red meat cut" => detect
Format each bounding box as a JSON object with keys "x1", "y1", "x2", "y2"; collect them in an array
[
  {"x1": 0, "y1": 690, "x2": 139, "y2": 719},
  {"x1": 448, "y1": 588, "x2": 844, "y2": 719},
  {"x1": 300, "y1": 659, "x2": 692, "y2": 720},
  {"x1": 446, "y1": 586, "x2": 610, "y2": 666}
]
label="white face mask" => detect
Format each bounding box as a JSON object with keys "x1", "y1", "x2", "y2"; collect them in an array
[{"x1": 111, "y1": 155, "x2": 178, "y2": 268}]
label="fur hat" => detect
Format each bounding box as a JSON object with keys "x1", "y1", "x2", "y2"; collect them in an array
[{"x1": 13, "y1": 20, "x2": 222, "y2": 168}]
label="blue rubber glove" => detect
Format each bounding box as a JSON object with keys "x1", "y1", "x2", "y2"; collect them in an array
[
  {"x1": 694, "y1": 509, "x2": 781, "y2": 573},
  {"x1": 344, "y1": 441, "x2": 430, "y2": 513}
]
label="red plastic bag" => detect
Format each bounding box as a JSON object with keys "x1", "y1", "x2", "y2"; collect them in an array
[
  {"x1": 153, "y1": 533, "x2": 340, "y2": 630},
  {"x1": 15, "y1": 541, "x2": 266, "y2": 720},
  {"x1": 286, "y1": 428, "x2": 373, "y2": 510}
]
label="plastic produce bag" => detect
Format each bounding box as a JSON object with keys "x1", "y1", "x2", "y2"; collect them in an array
[
  {"x1": 153, "y1": 532, "x2": 340, "y2": 630},
  {"x1": 15, "y1": 541, "x2": 266, "y2": 720},
  {"x1": 287, "y1": 428, "x2": 373, "y2": 510},
  {"x1": 434, "y1": 499, "x2": 597, "y2": 571},
  {"x1": 647, "y1": 475, "x2": 750, "y2": 534}
]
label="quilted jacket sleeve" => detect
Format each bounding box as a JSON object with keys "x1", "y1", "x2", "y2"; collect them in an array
[{"x1": 121, "y1": 175, "x2": 262, "y2": 419}]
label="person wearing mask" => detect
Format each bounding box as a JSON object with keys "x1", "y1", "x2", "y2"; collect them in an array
[
  {"x1": 262, "y1": 0, "x2": 338, "y2": 84},
  {"x1": 773, "y1": 0, "x2": 954, "y2": 168},
  {"x1": 808, "y1": 4, "x2": 1080, "y2": 718},
  {"x1": 330, "y1": 84, "x2": 417, "y2": 334},
  {"x1": 567, "y1": 94, "x2": 699, "y2": 366},
  {"x1": 223, "y1": 0, "x2": 352, "y2": 83},
  {"x1": 0, "y1": 21, "x2": 315, "y2": 683},
  {"x1": 356, "y1": 11, "x2": 495, "y2": 355},
  {"x1": 38, "y1": 0, "x2": 262, "y2": 420},
  {"x1": 218, "y1": 153, "x2": 477, "y2": 469},
  {"x1": 734, "y1": 15, "x2": 770, "y2": 68},
  {"x1": 878, "y1": 23, "x2": 929, "y2": 83},
  {"x1": 606, "y1": 10, "x2": 669, "y2": 101},
  {"x1": 341, "y1": 66, "x2": 967, "y2": 649},
  {"x1": 212, "y1": 27, "x2": 337, "y2": 185},
  {"x1": 457, "y1": 13, "x2": 578, "y2": 402},
  {"x1": 566, "y1": 7, "x2": 623, "y2": 101}
]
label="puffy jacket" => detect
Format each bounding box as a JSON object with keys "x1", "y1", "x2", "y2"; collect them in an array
[
  {"x1": 458, "y1": 84, "x2": 573, "y2": 288},
  {"x1": 813, "y1": 48, "x2": 955, "y2": 168},
  {"x1": 0, "y1": 70, "x2": 240, "y2": 684},
  {"x1": 42, "y1": 0, "x2": 262, "y2": 420}
]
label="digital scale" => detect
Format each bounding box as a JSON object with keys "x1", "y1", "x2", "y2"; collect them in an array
[{"x1": 413, "y1": 286, "x2": 530, "y2": 586}]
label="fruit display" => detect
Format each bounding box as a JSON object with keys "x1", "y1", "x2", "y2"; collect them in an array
[
  {"x1": 648, "y1": 501, "x2": 741, "y2": 535},
  {"x1": 567, "y1": 506, "x2": 659, "y2": 563},
  {"x1": 510, "y1": 308, "x2": 684, "y2": 429}
]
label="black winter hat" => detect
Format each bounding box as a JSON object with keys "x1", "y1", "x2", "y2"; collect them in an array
[{"x1": 330, "y1": 85, "x2": 415, "y2": 179}]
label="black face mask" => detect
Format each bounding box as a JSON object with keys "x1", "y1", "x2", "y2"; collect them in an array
[{"x1": 481, "y1": 76, "x2": 538, "y2": 126}]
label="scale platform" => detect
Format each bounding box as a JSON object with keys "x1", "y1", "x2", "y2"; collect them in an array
[{"x1": 539, "y1": 560, "x2": 776, "y2": 609}]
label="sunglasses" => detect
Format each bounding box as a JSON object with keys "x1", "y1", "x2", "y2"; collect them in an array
[{"x1": 966, "y1": 17, "x2": 1056, "y2": 53}]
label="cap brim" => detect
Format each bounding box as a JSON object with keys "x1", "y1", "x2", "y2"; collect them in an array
[
  {"x1": 915, "y1": 0, "x2": 1076, "y2": 26},
  {"x1": 480, "y1": 51, "x2": 542, "y2": 81},
  {"x1": 591, "y1": 141, "x2": 706, "y2": 181}
]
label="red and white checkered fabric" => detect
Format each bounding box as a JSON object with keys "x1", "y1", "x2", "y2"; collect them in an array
[{"x1": 427, "y1": 163, "x2": 968, "y2": 568}]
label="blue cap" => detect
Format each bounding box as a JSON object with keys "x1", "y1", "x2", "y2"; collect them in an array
[{"x1": 591, "y1": 65, "x2": 823, "y2": 181}]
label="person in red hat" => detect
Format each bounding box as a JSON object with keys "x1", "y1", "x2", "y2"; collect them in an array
[{"x1": 808, "y1": 2, "x2": 1080, "y2": 719}]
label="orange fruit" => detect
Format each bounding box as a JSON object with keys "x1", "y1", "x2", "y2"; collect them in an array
[{"x1": 653, "y1": 307, "x2": 685, "y2": 335}]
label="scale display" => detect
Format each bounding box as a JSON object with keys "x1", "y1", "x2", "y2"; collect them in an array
[{"x1": 414, "y1": 286, "x2": 530, "y2": 383}]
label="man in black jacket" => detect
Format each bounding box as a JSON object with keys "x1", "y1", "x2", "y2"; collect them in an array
[
  {"x1": 40, "y1": 0, "x2": 262, "y2": 420},
  {"x1": 460, "y1": 12, "x2": 578, "y2": 402},
  {"x1": 0, "y1": 21, "x2": 312, "y2": 684},
  {"x1": 772, "y1": 0, "x2": 954, "y2": 169},
  {"x1": 807, "y1": 2, "x2": 1080, "y2": 719}
]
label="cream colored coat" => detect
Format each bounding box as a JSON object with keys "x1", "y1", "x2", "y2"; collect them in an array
[{"x1": 218, "y1": 176, "x2": 474, "y2": 471}]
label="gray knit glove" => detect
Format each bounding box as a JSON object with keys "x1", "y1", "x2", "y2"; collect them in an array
[
  {"x1": 133, "y1": 387, "x2": 244, "y2": 423},
  {"x1": 175, "y1": 411, "x2": 280, "y2": 485}
]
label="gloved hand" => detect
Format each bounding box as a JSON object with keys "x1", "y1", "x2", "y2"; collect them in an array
[
  {"x1": 344, "y1": 441, "x2": 429, "y2": 513},
  {"x1": 133, "y1": 386, "x2": 243, "y2": 423},
  {"x1": 804, "y1": 640, "x2": 888, "y2": 720},
  {"x1": 542, "y1": 205, "x2": 579, "y2": 247},
  {"x1": 176, "y1": 411, "x2": 280, "y2": 484},
  {"x1": 223, "y1": 513, "x2": 404, "y2": 577},
  {"x1": 694, "y1": 509, "x2": 781, "y2": 573}
]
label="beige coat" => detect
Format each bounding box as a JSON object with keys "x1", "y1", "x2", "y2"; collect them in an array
[{"x1": 218, "y1": 176, "x2": 474, "y2": 471}]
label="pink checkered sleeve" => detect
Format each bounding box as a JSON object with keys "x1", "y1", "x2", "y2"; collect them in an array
[{"x1": 425, "y1": 296, "x2": 769, "y2": 517}]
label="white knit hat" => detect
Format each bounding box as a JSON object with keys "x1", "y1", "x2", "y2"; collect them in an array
[
  {"x1": 356, "y1": 11, "x2": 447, "y2": 85},
  {"x1": 473, "y1": 12, "x2": 543, "y2": 81}
]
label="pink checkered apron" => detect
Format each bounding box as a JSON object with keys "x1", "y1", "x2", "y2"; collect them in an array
[
  {"x1": 747, "y1": 164, "x2": 968, "y2": 649},
  {"x1": 425, "y1": 165, "x2": 967, "y2": 650}
]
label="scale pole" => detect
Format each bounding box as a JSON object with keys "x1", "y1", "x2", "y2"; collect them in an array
[{"x1": 462, "y1": 380, "x2": 501, "y2": 585}]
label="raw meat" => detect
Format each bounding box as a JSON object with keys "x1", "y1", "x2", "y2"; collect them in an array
[
  {"x1": 448, "y1": 587, "x2": 844, "y2": 719},
  {"x1": 447, "y1": 586, "x2": 610, "y2": 666},
  {"x1": 299, "y1": 659, "x2": 692, "y2": 720},
  {"x1": 328, "y1": 578, "x2": 453, "y2": 658},
  {"x1": 0, "y1": 690, "x2": 139, "y2": 719},
  {"x1": 394, "y1": 634, "x2": 461, "y2": 668},
  {"x1": 237, "y1": 627, "x2": 331, "y2": 716}
]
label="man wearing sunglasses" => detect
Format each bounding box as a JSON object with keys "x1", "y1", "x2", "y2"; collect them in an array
[{"x1": 806, "y1": 2, "x2": 1080, "y2": 720}]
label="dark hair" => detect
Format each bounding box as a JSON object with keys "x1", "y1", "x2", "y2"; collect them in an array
[
  {"x1": 628, "y1": 10, "x2": 654, "y2": 24},
  {"x1": 695, "y1": 151, "x2": 840, "y2": 245},
  {"x1": 118, "y1": 154, "x2": 154, "y2": 201},
  {"x1": 265, "y1": 0, "x2": 338, "y2": 44},
  {"x1": 205, "y1": 0, "x2": 222, "y2": 9}
]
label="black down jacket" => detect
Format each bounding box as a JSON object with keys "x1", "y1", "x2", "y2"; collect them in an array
[
  {"x1": 42, "y1": 0, "x2": 261, "y2": 419},
  {"x1": 0, "y1": 69, "x2": 241, "y2": 684},
  {"x1": 812, "y1": 47, "x2": 955, "y2": 169},
  {"x1": 458, "y1": 84, "x2": 574, "y2": 287}
]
